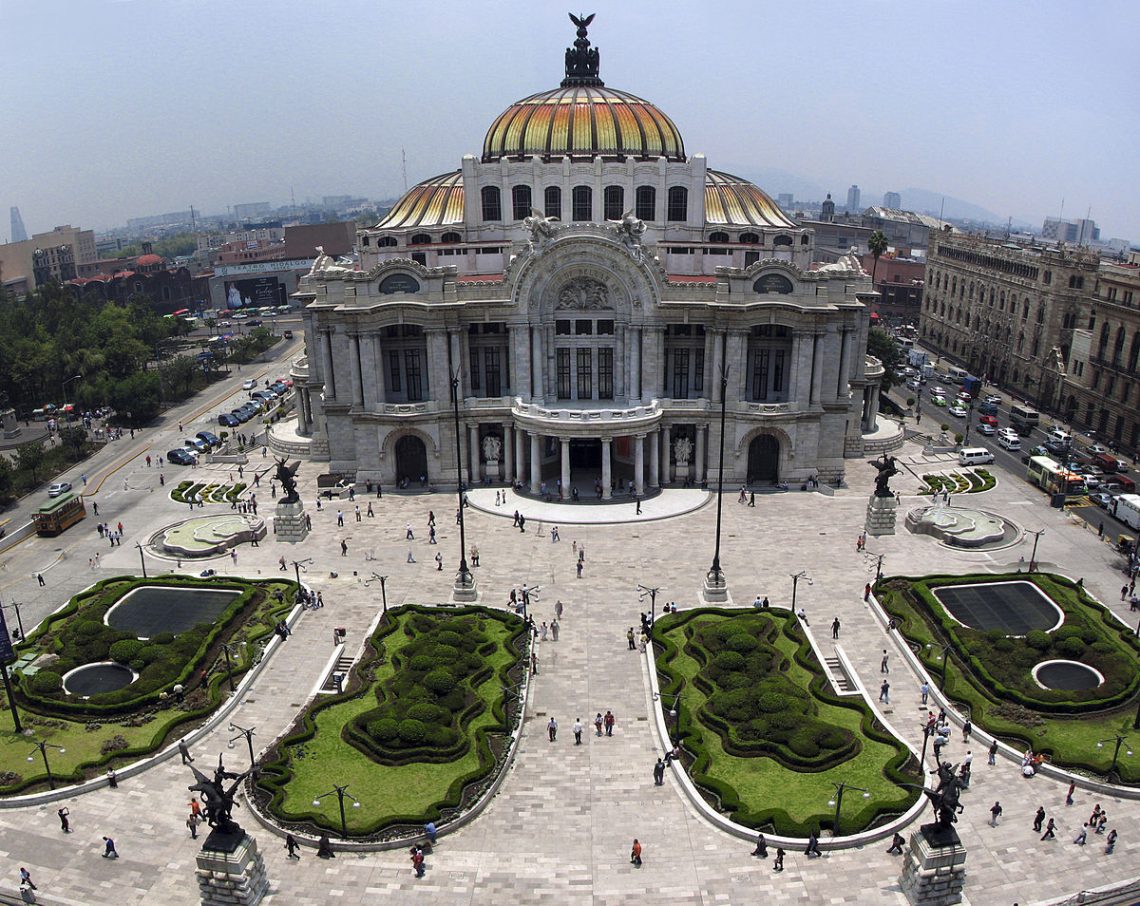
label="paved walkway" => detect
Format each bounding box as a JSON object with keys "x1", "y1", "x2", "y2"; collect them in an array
[{"x1": 0, "y1": 408, "x2": 1137, "y2": 904}]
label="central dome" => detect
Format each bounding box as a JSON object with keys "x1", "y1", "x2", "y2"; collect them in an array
[{"x1": 482, "y1": 85, "x2": 686, "y2": 163}]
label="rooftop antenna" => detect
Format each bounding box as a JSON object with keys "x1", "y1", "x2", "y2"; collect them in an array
[
  {"x1": 938, "y1": 197, "x2": 945, "y2": 223},
  {"x1": 1058, "y1": 196, "x2": 1064, "y2": 223},
  {"x1": 401, "y1": 149, "x2": 408, "y2": 193},
  {"x1": 1006, "y1": 216, "x2": 1011, "y2": 239},
  {"x1": 190, "y1": 205, "x2": 196, "y2": 232},
  {"x1": 291, "y1": 186, "x2": 296, "y2": 212}
]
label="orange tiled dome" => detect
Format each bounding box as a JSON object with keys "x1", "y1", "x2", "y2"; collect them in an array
[{"x1": 482, "y1": 85, "x2": 685, "y2": 163}]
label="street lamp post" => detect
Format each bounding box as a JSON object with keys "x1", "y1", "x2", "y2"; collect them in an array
[
  {"x1": 638, "y1": 584, "x2": 660, "y2": 627},
  {"x1": 919, "y1": 723, "x2": 934, "y2": 767},
  {"x1": 1027, "y1": 529, "x2": 1045, "y2": 573},
  {"x1": 28, "y1": 740, "x2": 66, "y2": 789},
  {"x1": 828, "y1": 781, "x2": 872, "y2": 837},
  {"x1": 704, "y1": 365, "x2": 730, "y2": 599},
  {"x1": 3, "y1": 602, "x2": 26, "y2": 643},
  {"x1": 0, "y1": 605, "x2": 23, "y2": 733},
  {"x1": 375, "y1": 574, "x2": 389, "y2": 617},
  {"x1": 1096, "y1": 734, "x2": 1134, "y2": 776},
  {"x1": 291, "y1": 558, "x2": 312, "y2": 591},
  {"x1": 228, "y1": 723, "x2": 257, "y2": 769},
  {"x1": 134, "y1": 542, "x2": 148, "y2": 578},
  {"x1": 450, "y1": 370, "x2": 475, "y2": 598},
  {"x1": 926, "y1": 642, "x2": 952, "y2": 687},
  {"x1": 790, "y1": 570, "x2": 812, "y2": 613},
  {"x1": 61, "y1": 374, "x2": 82, "y2": 406},
  {"x1": 220, "y1": 642, "x2": 245, "y2": 693},
  {"x1": 312, "y1": 783, "x2": 361, "y2": 839},
  {"x1": 653, "y1": 691, "x2": 681, "y2": 728}
]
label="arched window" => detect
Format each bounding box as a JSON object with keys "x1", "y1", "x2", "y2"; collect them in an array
[
  {"x1": 440, "y1": 232, "x2": 461, "y2": 244},
  {"x1": 544, "y1": 186, "x2": 561, "y2": 219},
  {"x1": 773, "y1": 234, "x2": 793, "y2": 247},
  {"x1": 409, "y1": 233, "x2": 432, "y2": 245},
  {"x1": 635, "y1": 185, "x2": 656, "y2": 221},
  {"x1": 739, "y1": 232, "x2": 759, "y2": 244},
  {"x1": 603, "y1": 185, "x2": 624, "y2": 221},
  {"x1": 800, "y1": 234, "x2": 809, "y2": 245},
  {"x1": 481, "y1": 186, "x2": 502, "y2": 222},
  {"x1": 667, "y1": 186, "x2": 688, "y2": 221},
  {"x1": 572, "y1": 185, "x2": 592, "y2": 221},
  {"x1": 1022, "y1": 299, "x2": 1030, "y2": 321},
  {"x1": 511, "y1": 185, "x2": 532, "y2": 221},
  {"x1": 377, "y1": 236, "x2": 398, "y2": 248},
  {"x1": 709, "y1": 231, "x2": 729, "y2": 243},
  {"x1": 1128, "y1": 334, "x2": 1140, "y2": 373}
]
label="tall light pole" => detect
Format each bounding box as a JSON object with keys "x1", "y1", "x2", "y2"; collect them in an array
[
  {"x1": 828, "y1": 781, "x2": 871, "y2": 837},
  {"x1": 926, "y1": 642, "x2": 952, "y2": 687},
  {"x1": 134, "y1": 542, "x2": 148, "y2": 578},
  {"x1": 450, "y1": 369, "x2": 475, "y2": 599},
  {"x1": 61, "y1": 374, "x2": 82, "y2": 406},
  {"x1": 28, "y1": 740, "x2": 66, "y2": 790},
  {"x1": 220, "y1": 641, "x2": 245, "y2": 692},
  {"x1": 638, "y1": 584, "x2": 660, "y2": 627},
  {"x1": 0, "y1": 606, "x2": 23, "y2": 732},
  {"x1": 2, "y1": 602, "x2": 26, "y2": 643},
  {"x1": 228, "y1": 723, "x2": 257, "y2": 769},
  {"x1": 312, "y1": 783, "x2": 361, "y2": 839},
  {"x1": 1027, "y1": 528, "x2": 1045, "y2": 573},
  {"x1": 372, "y1": 574, "x2": 389, "y2": 617},
  {"x1": 1096, "y1": 734, "x2": 1134, "y2": 776},
  {"x1": 704, "y1": 364, "x2": 730, "y2": 600},
  {"x1": 790, "y1": 570, "x2": 812, "y2": 613},
  {"x1": 292, "y1": 558, "x2": 311, "y2": 591}
]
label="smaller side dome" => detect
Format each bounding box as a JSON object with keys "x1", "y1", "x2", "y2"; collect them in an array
[
  {"x1": 705, "y1": 171, "x2": 797, "y2": 229},
  {"x1": 374, "y1": 171, "x2": 465, "y2": 230}
]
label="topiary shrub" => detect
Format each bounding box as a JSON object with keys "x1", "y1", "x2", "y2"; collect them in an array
[
  {"x1": 152, "y1": 632, "x2": 176, "y2": 645},
  {"x1": 725, "y1": 633, "x2": 758, "y2": 653},
  {"x1": 74, "y1": 620, "x2": 106, "y2": 638},
  {"x1": 1056, "y1": 637, "x2": 1085, "y2": 658},
  {"x1": 425, "y1": 726, "x2": 459, "y2": 747},
  {"x1": 423, "y1": 668, "x2": 456, "y2": 695},
  {"x1": 431, "y1": 644, "x2": 460, "y2": 664},
  {"x1": 712, "y1": 651, "x2": 746, "y2": 673},
  {"x1": 30, "y1": 671, "x2": 62, "y2": 694},
  {"x1": 397, "y1": 718, "x2": 427, "y2": 744},
  {"x1": 406, "y1": 702, "x2": 446, "y2": 725},
  {"x1": 109, "y1": 639, "x2": 144, "y2": 664},
  {"x1": 367, "y1": 718, "x2": 399, "y2": 743},
  {"x1": 136, "y1": 645, "x2": 167, "y2": 666},
  {"x1": 1024, "y1": 630, "x2": 1051, "y2": 652}
]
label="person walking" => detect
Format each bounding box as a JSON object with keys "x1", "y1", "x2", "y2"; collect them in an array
[
  {"x1": 551, "y1": 620, "x2": 559, "y2": 641},
  {"x1": 1033, "y1": 806, "x2": 1046, "y2": 833},
  {"x1": 879, "y1": 680, "x2": 890, "y2": 704},
  {"x1": 367, "y1": 502, "x2": 374, "y2": 518},
  {"x1": 178, "y1": 738, "x2": 194, "y2": 764},
  {"x1": 37, "y1": 573, "x2": 45, "y2": 587},
  {"x1": 751, "y1": 833, "x2": 768, "y2": 857},
  {"x1": 594, "y1": 713, "x2": 603, "y2": 737},
  {"x1": 285, "y1": 834, "x2": 300, "y2": 859},
  {"x1": 278, "y1": 556, "x2": 287, "y2": 572},
  {"x1": 805, "y1": 830, "x2": 822, "y2": 857},
  {"x1": 429, "y1": 526, "x2": 437, "y2": 544},
  {"x1": 920, "y1": 681, "x2": 930, "y2": 705},
  {"x1": 19, "y1": 867, "x2": 36, "y2": 891},
  {"x1": 102, "y1": 836, "x2": 119, "y2": 858},
  {"x1": 58, "y1": 807, "x2": 71, "y2": 833},
  {"x1": 962, "y1": 719, "x2": 972, "y2": 743},
  {"x1": 547, "y1": 716, "x2": 558, "y2": 742},
  {"x1": 988, "y1": 738, "x2": 998, "y2": 766},
  {"x1": 627, "y1": 627, "x2": 636, "y2": 650},
  {"x1": 773, "y1": 848, "x2": 785, "y2": 871},
  {"x1": 435, "y1": 552, "x2": 443, "y2": 571},
  {"x1": 1106, "y1": 829, "x2": 1118, "y2": 854},
  {"x1": 887, "y1": 832, "x2": 905, "y2": 854},
  {"x1": 425, "y1": 821, "x2": 438, "y2": 845},
  {"x1": 604, "y1": 710, "x2": 615, "y2": 737},
  {"x1": 336, "y1": 510, "x2": 344, "y2": 527},
  {"x1": 407, "y1": 548, "x2": 416, "y2": 563},
  {"x1": 555, "y1": 600, "x2": 564, "y2": 620},
  {"x1": 831, "y1": 617, "x2": 840, "y2": 639},
  {"x1": 880, "y1": 650, "x2": 890, "y2": 673},
  {"x1": 411, "y1": 844, "x2": 425, "y2": 878},
  {"x1": 654, "y1": 758, "x2": 666, "y2": 786},
  {"x1": 630, "y1": 838, "x2": 642, "y2": 867},
  {"x1": 573, "y1": 717, "x2": 583, "y2": 745},
  {"x1": 1074, "y1": 824, "x2": 1088, "y2": 845},
  {"x1": 989, "y1": 801, "x2": 1003, "y2": 826},
  {"x1": 405, "y1": 523, "x2": 414, "y2": 540},
  {"x1": 1041, "y1": 817, "x2": 1056, "y2": 840},
  {"x1": 187, "y1": 813, "x2": 200, "y2": 839},
  {"x1": 576, "y1": 560, "x2": 584, "y2": 579}
]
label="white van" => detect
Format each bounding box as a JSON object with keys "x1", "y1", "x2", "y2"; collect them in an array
[
  {"x1": 959, "y1": 447, "x2": 995, "y2": 466},
  {"x1": 1046, "y1": 429, "x2": 1071, "y2": 448},
  {"x1": 996, "y1": 430, "x2": 1021, "y2": 451}
]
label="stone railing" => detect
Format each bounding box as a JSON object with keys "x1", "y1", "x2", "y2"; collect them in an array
[{"x1": 290, "y1": 356, "x2": 309, "y2": 381}]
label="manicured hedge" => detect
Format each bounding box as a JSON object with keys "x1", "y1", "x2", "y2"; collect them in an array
[
  {"x1": 654, "y1": 608, "x2": 918, "y2": 836},
  {"x1": 255, "y1": 604, "x2": 525, "y2": 836}
]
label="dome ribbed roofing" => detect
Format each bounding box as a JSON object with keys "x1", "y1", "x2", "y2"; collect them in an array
[
  {"x1": 704, "y1": 171, "x2": 797, "y2": 229},
  {"x1": 374, "y1": 171, "x2": 465, "y2": 230},
  {"x1": 482, "y1": 86, "x2": 685, "y2": 163}
]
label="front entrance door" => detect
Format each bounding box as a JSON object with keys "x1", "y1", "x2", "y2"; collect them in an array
[
  {"x1": 395, "y1": 435, "x2": 428, "y2": 484},
  {"x1": 747, "y1": 434, "x2": 779, "y2": 483},
  {"x1": 570, "y1": 438, "x2": 601, "y2": 469}
]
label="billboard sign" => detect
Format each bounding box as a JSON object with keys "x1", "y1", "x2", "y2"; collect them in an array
[{"x1": 224, "y1": 277, "x2": 285, "y2": 309}]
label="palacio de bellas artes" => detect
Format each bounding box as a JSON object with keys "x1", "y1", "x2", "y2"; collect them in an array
[{"x1": 293, "y1": 16, "x2": 889, "y2": 500}]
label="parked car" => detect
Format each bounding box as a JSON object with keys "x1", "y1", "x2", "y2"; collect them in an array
[
  {"x1": 276, "y1": 378, "x2": 294, "y2": 389},
  {"x1": 242, "y1": 378, "x2": 257, "y2": 390},
  {"x1": 270, "y1": 382, "x2": 288, "y2": 395},
  {"x1": 1020, "y1": 445, "x2": 1049, "y2": 464},
  {"x1": 196, "y1": 430, "x2": 221, "y2": 448},
  {"x1": 977, "y1": 422, "x2": 996, "y2": 436},
  {"x1": 1087, "y1": 444, "x2": 1109, "y2": 456},
  {"x1": 184, "y1": 438, "x2": 209, "y2": 454},
  {"x1": 948, "y1": 404, "x2": 968, "y2": 417},
  {"x1": 1090, "y1": 491, "x2": 1115, "y2": 509},
  {"x1": 218, "y1": 413, "x2": 240, "y2": 428},
  {"x1": 48, "y1": 481, "x2": 73, "y2": 497},
  {"x1": 246, "y1": 319, "x2": 263, "y2": 327},
  {"x1": 168, "y1": 448, "x2": 197, "y2": 466},
  {"x1": 231, "y1": 408, "x2": 253, "y2": 423}
]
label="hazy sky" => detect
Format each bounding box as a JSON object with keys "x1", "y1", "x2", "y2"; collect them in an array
[{"x1": 2, "y1": 0, "x2": 1137, "y2": 241}]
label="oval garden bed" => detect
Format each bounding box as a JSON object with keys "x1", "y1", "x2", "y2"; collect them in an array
[
  {"x1": 877, "y1": 572, "x2": 1140, "y2": 783},
  {"x1": 653, "y1": 608, "x2": 919, "y2": 836},
  {"x1": 254, "y1": 605, "x2": 525, "y2": 839},
  {"x1": 0, "y1": 575, "x2": 296, "y2": 794}
]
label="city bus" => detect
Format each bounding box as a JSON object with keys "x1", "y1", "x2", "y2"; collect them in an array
[
  {"x1": 32, "y1": 491, "x2": 87, "y2": 536},
  {"x1": 1026, "y1": 456, "x2": 1086, "y2": 498},
  {"x1": 1009, "y1": 404, "x2": 1041, "y2": 436}
]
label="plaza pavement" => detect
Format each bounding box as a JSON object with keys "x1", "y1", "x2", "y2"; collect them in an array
[{"x1": 0, "y1": 413, "x2": 1138, "y2": 905}]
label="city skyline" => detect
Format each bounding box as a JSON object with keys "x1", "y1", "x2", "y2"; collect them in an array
[{"x1": 1, "y1": 0, "x2": 1136, "y2": 242}]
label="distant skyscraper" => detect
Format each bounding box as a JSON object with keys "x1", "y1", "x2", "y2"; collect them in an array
[
  {"x1": 846, "y1": 185, "x2": 861, "y2": 213},
  {"x1": 883, "y1": 191, "x2": 901, "y2": 210},
  {"x1": 777, "y1": 193, "x2": 794, "y2": 211},
  {"x1": 9, "y1": 207, "x2": 27, "y2": 243}
]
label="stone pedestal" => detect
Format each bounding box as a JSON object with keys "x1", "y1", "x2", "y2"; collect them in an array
[
  {"x1": 274, "y1": 499, "x2": 309, "y2": 543},
  {"x1": 452, "y1": 572, "x2": 478, "y2": 603},
  {"x1": 865, "y1": 494, "x2": 898, "y2": 537},
  {"x1": 1, "y1": 408, "x2": 20, "y2": 440},
  {"x1": 485, "y1": 461, "x2": 501, "y2": 481},
  {"x1": 899, "y1": 824, "x2": 967, "y2": 906},
  {"x1": 674, "y1": 464, "x2": 690, "y2": 483},
  {"x1": 700, "y1": 569, "x2": 730, "y2": 604},
  {"x1": 195, "y1": 830, "x2": 269, "y2": 906}
]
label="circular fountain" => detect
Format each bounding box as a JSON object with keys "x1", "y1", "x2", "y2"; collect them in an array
[
  {"x1": 905, "y1": 502, "x2": 1019, "y2": 550},
  {"x1": 156, "y1": 514, "x2": 265, "y2": 558}
]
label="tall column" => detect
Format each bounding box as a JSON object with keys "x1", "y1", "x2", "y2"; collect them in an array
[
  {"x1": 531, "y1": 327, "x2": 544, "y2": 399},
  {"x1": 810, "y1": 332, "x2": 823, "y2": 404},
  {"x1": 545, "y1": 325, "x2": 556, "y2": 398},
  {"x1": 703, "y1": 327, "x2": 716, "y2": 398},
  {"x1": 560, "y1": 437, "x2": 571, "y2": 499},
  {"x1": 615, "y1": 324, "x2": 626, "y2": 398},
  {"x1": 710, "y1": 330, "x2": 724, "y2": 402},
  {"x1": 512, "y1": 325, "x2": 530, "y2": 401},
  {"x1": 657, "y1": 328, "x2": 667, "y2": 397},
  {"x1": 371, "y1": 334, "x2": 387, "y2": 407},
  {"x1": 529, "y1": 432, "x2": 541, "y2": 494},
  {"x1": 601, "y1": 436, "x2": 612, "y2": 500},
  {"x1": 348, "y1": 334, "x2": 364, "y2": 406},
  {"x1": 358, "y1": 333, "x2": 376, "y2": 409},
  {"x1": 469, "y1": 424, "x2": 480, "y2": 484},
  {"x1": 629, "y1": 327, "x2": 641, "y2": 402},
  {"x1": 503, "y1": 424, "x2": 514, "y2": 481},
  {"x1": 661, "y1": 425, "x2": 672, "y2": 485},
  {"x1": 836, "y1": 328, "x2": 852, "y2": 400},
  {"x1": 634, "y1": 434, "x2": 646, "y2": 496},
  {"x1": 788, "y1": 332, "x2": 804, "y2": 405},
  {"x1": 648, "y1": 429, "x2": 660, "y2": 488},
  {"x1": 320, "y1": 331, "x2": 337, "y2": 399},
  {"x1": 515, "y1": 426, "x2": 527, "y2": 485},
  {"x1": 695, "y1": 424, "x2": 706, "y2": 483}
]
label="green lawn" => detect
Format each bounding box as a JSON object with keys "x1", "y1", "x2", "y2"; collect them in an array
[
  {"x1": 655, "y1": 610, "x2": 918, "y2": 835},
  {"x1": 878, "y1": 573, "x2": 1140, "y2": 783},
  {"x1": 259, "y1": 605, "x2": 522, "y2": 835}
]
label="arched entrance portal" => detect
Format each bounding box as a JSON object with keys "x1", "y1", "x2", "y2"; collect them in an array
[
  {"x1": 747, "y1": 434, "x2": 779, "y2": 483},
  {"x1": 394, "y1": 435, "x2": 428, "y2": 484}
]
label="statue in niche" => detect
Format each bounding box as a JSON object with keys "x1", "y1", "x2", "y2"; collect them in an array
[
  {"x1": 673, "y1": 435, "x2": 693, "y2": 466},
  {"x1": 556, "y1": 278, "x2": 609, "y2": 310},
  {"x1": 523, "y1": 208, "x2": 560, "y2": 257},
  {"x1": 611, "y1": 211, "x2": 646, "y2": 262},
  {"x1": 482, "y1": 435, "x2": 502, "y2": 463}
]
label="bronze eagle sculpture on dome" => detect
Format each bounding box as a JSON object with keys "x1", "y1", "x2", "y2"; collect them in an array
[{"x1": 570, "y1": 12, "x2": 594, "y2": 33}]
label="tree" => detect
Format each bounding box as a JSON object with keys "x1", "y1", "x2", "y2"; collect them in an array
[
  {"x1": 0, "y1": 457, "x2": 13, "y2": 503},
  {"x1": 14, "y1": 439, "x2": 46, "y2": 484},
  {"x1": 868, "y1": 231, "x2": 888, "y2": 285},
  {"x1": 58, "y1": 426, "x2": 88, "y2": 462},
  {"x1": 867, "y1": 327, "x2": 904, "y2": 392}
]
